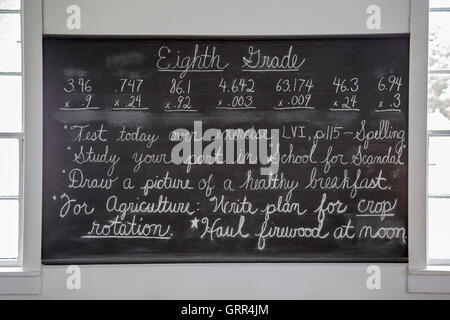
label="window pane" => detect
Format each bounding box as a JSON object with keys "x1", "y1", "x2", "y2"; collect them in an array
[
  {"x1": 0, "y1": 75, "x2": 21, "y2": 132},
  {"x1": 430, "y1": 0, "x2": 450, "y2": 9},
  {"x1": 429, "y1": 12, "x2": 450, "y2": 70},
  {"x1": 428, "y1": 74, "x2": 450, "y2": 128},
  {"x1": 428, "y1": 136, "x2": 450, "y2": 195},
  {"x1": 0, "y1": 13, "x2": 21, "y2": 72},
  {"x1": 0, "y1": 138, "x2": 19, "y2": 196},
  {"x1": 0, "y1": 199, "x2": 19, "y2": 259},
  {"x1": 429, "y1": 198, "x2": 450, "y2": 260},
  {"x1": 0, "y1": 0, "x2": 20, "y2": 10}
]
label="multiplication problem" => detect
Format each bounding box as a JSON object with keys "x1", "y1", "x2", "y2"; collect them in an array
[
  {"x1": 274, "y1": 78, "x2": 313, "y2": 110},
  {"x1": 164, "y1": 78, "x2": 195, "y2": 112},
  {"x1": 330, "y1": 77, "x2": 359, "y2": 111},
  {"x1": 113, "y1": 78, "x2": 147, "y2": 111},
  {"x1": 375, "y1": 75, "x2": 403, "y2": 113},
  {"x1": 217, "y1": 78, "x2": 256, "y2": 110},
  {"x1": 61, "y1": 77, "x2": 97, "y2": 111}
]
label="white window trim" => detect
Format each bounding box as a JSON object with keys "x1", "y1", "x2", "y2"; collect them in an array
[
  {"x1": 407, "y1": 0, "x2": 428, "y2": 271},
  {"x1": 0, "y1": 0, "x2": 42, "y2": 294},
  {"x1": 426, "y1": 4, "x2": 450, "y2": 267},
  {"x1": 0, "y1": 3, "x2": 24, "y2": 268},
  {"x1": 407, "y1": 0, "x2": 450, "y2": 293}
]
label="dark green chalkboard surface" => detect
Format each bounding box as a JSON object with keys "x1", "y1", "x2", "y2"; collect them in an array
[{"x1": 43, "y1": 35, "x2": 409, "y2": 264}]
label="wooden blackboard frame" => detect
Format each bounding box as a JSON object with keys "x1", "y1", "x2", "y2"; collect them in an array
[{"x1": 42, "y1": 34, "x2": 409, "y2": 264}]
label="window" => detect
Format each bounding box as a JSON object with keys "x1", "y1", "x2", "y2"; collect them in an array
[
  {"x1": 427, "y1": 0, "x2": 450, "y2": 264},
  {"x1": 0, "y1": 0, "x2": 22, "y2": 266}
]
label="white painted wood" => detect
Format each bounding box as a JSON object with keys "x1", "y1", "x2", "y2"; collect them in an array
[
  {"x1": 43, "y1": 0, "x2": 409, "y2": 35},
  {"x1": 22, "y1": 0, "x2": 43, "y2": 273},
  {"x1": 407, "y1": 0, "x2": 429, "y2": 272}
]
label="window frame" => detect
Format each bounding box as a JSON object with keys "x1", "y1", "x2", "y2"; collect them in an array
[
  {"x1": 426, "y1": 3, "x2": 450, "y2": 266},
  {"x1": 407, "y1": 0, "x2": 450, "y2": 294},
  {"x1": 427, "y1": 131, "x2": 450, "y2": 265},
  {"x1": 0, "y1": 0, "x2": 41, "y2": 294},
  {"x1": 0, "y1": 1, "x2": 24, "y2": 266}
]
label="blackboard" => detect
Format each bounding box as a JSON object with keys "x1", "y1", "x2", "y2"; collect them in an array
[{"x1": 42, "y1": 35, "x2": 409, "y2": 264}]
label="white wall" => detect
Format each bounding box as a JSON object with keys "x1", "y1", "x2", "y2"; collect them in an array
[
  {"x1": 43, "y1": 0, "x2": 410, "y2": 35},
  {"x1": 4, "y1": 0, "x2": 448, "y2": 299}
]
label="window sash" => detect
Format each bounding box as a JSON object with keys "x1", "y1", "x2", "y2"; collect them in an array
[
  {"x1": 427, "y1": 0, "x2": 450, "y2": 202},
  {"x1": 0, "y1": 9, "x2": 23, "y2": 134},
  {"x1": 0, "y1": 4, "x2": 23, "y2": 266},
  {"x1": 0, "y1": 135, "x2": 23, "y2": 266},
  {"x1": 427, "y1": 132, "x2": 450, "y2": 196},
  {"x1": 427, "y1": 131, "x2": 450, "y2": 265}
]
